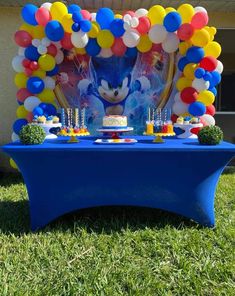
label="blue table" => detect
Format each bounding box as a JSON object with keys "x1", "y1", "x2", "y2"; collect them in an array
[{"x1": 2, "y1": 136, "x2": 235, "y2": 230}]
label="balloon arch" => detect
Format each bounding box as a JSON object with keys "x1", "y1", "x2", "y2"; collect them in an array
[{"x1": 12, "y1": 2, "x2": 223, "y2": 141}]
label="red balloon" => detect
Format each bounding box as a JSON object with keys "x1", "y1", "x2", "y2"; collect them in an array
[
  {"x1": 22, "y1": 59, "x2": 31, "y2": 68},
  {"x1": 35, "y1": 7, "x2": 51, "y2": 27},
  {"x1": 181, "y1": 87, "x2": 198, "y2": 104},
  {"x1": 111, "y1": 38, "x2": 126, "y2": 56},
  {"x1": 191, "y1": 12, "x2": 208, "y2": 29},
  {"x1": 177, "y1": 23, "x2": 194, "y2": 41},
  {"x1": 206, "y1": 104, "x2": 216, "y2": 116},
  {"x1": 81, "y1": 10, "x2": 91, "y2": 20},
  {"x1": 16, "y1": 88, "x2": 32, "y2": 103},
  {"x1": 199, "y1": 56, "x2": 218, "y2": 72},
  {"x1": 47, "y1": 44, "x2": 58, "y2": 56},
  {"x1": 151, "y1": 43, "x2": 162, "y2": 52},
  {"x1": 27, "y1": 112, "x2": 34, "y2": 123},
  {"x1": 136, "y1": 16, "x2": 151, "y2": 35},
  {"x1": 171, "y1": 114, "x2": 178, "y2": 123},
  {"x1": 30, "y1": 61, "x2": 39, "y2": 71},
  {"x1": 61, "y1": 33, "x2": 73, "y2": 50},
  {"x1": 24, "y1": 68, "x2": 33, "y2": 76},
  {"x1": 123, "y1": 10, "x2": 135, "y2": 17},
  {"x1": 14, "y1": 30, "x2": 32, "y2": 47}
]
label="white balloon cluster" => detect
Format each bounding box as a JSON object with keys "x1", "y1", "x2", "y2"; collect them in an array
[{"x1": 32, "y1": 37, "x2": 51, "y2": 55}]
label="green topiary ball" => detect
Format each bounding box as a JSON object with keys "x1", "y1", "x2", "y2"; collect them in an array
[
  {"x1": 198, "y1": 125, "x2": 223, "y2": 145},
  {"x1": 19, "y1": 124, "x2": 46, "y2": 145}
]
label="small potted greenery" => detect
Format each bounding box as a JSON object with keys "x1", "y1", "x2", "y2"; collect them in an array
[
  {"x1": 198, "y1": 126, "x2": 223, "y2": 145},
  {"x1": 19, "y1": 124, "x2": 46, "y2": 145}
]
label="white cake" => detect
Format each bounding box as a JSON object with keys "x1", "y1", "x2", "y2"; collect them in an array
[{"x1": 102, "y1": 115, "x2": 127, "y2": 128}]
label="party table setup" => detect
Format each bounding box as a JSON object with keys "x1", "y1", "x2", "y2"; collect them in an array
[{"x1": 3, "y1": 2, "x2": 235, "y2": 230}]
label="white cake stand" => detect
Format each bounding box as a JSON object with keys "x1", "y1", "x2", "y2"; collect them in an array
[
  {"x1": 97, "y1": 127, "x2": 133, "y2": 139},
  {"x1": 174, "y1": 123, "x2": 203, "y2": 139}
]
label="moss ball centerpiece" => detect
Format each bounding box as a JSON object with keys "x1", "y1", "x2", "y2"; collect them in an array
[
  {"x1": 19, "y1": 124, "x2": 46, "y2": 145},
  {"x1": 198, "y1": 126, "x2": 223, "y2": 145}
]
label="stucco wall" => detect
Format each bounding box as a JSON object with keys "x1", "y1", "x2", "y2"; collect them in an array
[{"x1": 0, "y1": 7, "x2": 235, "y2": 171}]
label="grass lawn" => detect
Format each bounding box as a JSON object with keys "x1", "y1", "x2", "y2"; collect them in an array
[{"x1": 0, "y1": 169, "x2": 234, "y2": 296}]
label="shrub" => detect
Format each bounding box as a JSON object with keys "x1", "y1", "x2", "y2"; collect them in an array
[
  {"x1": 198, "y1": 125, "x2": 223, "y2": 145},
  {"x1": 19, "y1": 124, "x2": 46, "y2": 145}
]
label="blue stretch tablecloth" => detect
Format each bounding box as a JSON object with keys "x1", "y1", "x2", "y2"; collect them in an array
[{"x1": 3, "y1": 136, "x2": 235, "y2": 230}]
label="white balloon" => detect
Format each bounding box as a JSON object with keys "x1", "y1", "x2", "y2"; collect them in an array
[
  {"x1": 135, "y1": 8, "x2": 148, "y2": 17},
  {"x1": 172, "y1": 101, "x2": 188, "y2": 116},
  {"x1": 41, "y1": 37, "x2": 51, "y2": 47},
  {"x1": 192, "y1": 78, "x2": 210, "y2": 92},
  {"x1": 32, "y1": 39, "x2": 41, "y2": 47},
  {"x1": 174, "y1": 92, "x2": 182, "y2": 102},
  {"x1": 38, "y1": 45, "x2": 47, "y2": 55},
  {"x1": 149, "y1": 25, "x2": 167, "y2": 44},
  {"x1": 55, "y1": 50, "x2": 64, "y2": 64},
  {"x1": 216, "y1": 60, "x2": 223, "y2": 74},
  {"x1": 194, "y1": 6, "x2": 207, "y2": 14},
  {"x1": 131, "y1": 17, "x2": 139, "y2": 28},
  {"x1": 18, "y1": 47, "x2": 25, "y2": 56},
  {"x1": 12, "y1": 132, "x2": 19, "y2": 142},
  {"x1": 99, "y1": 48, "x2": 113, "y2": 58},
  {"x1": 24, "y1": 96, "x2": 41, "y2": 112},
  {"x1": 44, "y1": 77, "x2": 56, "y2": 89},
  {"x1": 162, "y1": 33, "x2": 179, "y2": 53},
  {"x1": 201, "y1": 114, "x2": 215, "y2": 126},
  {"x1": 123, "y1": 31, "x2": 140, "y2": 48},
  {"x1": 12, "y1": 55, "x2": 24, "y2": 72},
  {"x1": 123, "y1": 14, "x2": 132, "y2": 22},
  {"x1": 91, "y1": 12, "x2": 97, "y2": 21},
  {"x1": 41, "y1": 2, "x2": 52, "y2": 11},
  {"x1": 71, "y1": 31, "x2": 89, "y2": 48}
]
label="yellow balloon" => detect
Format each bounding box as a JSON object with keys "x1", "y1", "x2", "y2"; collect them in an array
[
  {"x1": 147, "y1": 5, "x2": 166, "y2": 25},
  {"x1": 16, "y1": 105, "x2": 28, "y2": 119},
  {"x1": 97, "y1": 30, "x2": 114, "y2": 48},
  {"x1": 179, "y1": 41, "x2": 192, "y2": 55},
  {"x1": 39, "y1": 54, "x2": 56, "y2": 71},
  {"x1": 204, "y1": 41, "x2": 221, "y2": 58},
  {"x1": 50, "y1": 1, "x2": 68, "y2": 21},
  {"x1": 31, "y1": 26, "x2": 45, "y2": 39},
  {"x1": 176, "y1": 77, "x2": 193, "y2": 91},
  {"x1": 191, "y1": 29, "x2": 210, "y2": 47},
  {"x1": 88, "y1": 22, "x2": 100, "y2": 38},
  {"x1": 197, "y1": 90, "x2": 215, "y2": 106},
  {"x1": 10, "y1": 158, "x2": 18, "y2": 170},
  {"x1": 177, "y1": 4, "x2": 194, "y2": 23},
  {"x1": 38, "y1": 89, "x2": 55, "y2": 103},
  {"x1": 204, "y1": 26, "x2": 214, "y2": 42},
  {"x1": 165, "y1": 7, "x2": 176, "y2": 14},
  {"x1": 14, "y1": 73, "x2": 28, "y2": 88},
  {"x1": 19, "y1": 23, "x2": 34, "y2": 35},
  {"x1": 33, "y1": 69, "x2": 46, "y2": 79},
  {"x1": 75, "y1": 47, "x2": 86, "y2": 55},
  {"x1": 183, "y1": 63, "x2": 198, "y2": 80},
  {"x1": 115, "y1": 14, "x2": 123, "y2": 19},
  {"x1": 137, "y1": 35, "x2": 152, "y2": 53},
  {"x1": 61, "y1": 14, "x2": 73, "y2": 33}
]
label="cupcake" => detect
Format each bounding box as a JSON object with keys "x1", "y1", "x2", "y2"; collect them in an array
[
  {"x1": 184, "y1": 116, "x2": 191, "y2": 124},
  {"x1": 52, "y1": 116, "x2": 60, "y2": 124},
  {"x1": 176, "y1": 116, "x2": 184, "y2": 124},
  {"x1": 37, "y1": 116, "x2": 46, "y2": 124},
  {"x1": 46, "y1": 115, "x2": 53, "y2": 124}
]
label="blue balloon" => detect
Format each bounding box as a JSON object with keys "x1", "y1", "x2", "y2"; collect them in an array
[
  {"x1": 163, "y1": 12, "x2": 182, "y2": 32},
  {"x1": 195, "y1": 68, "x2": 206, "y2": 79},
  {"x1": 72, "y1": 11, "x2": 83, "y2": 23},
  {"x1": 178, "y1": 57, "x2": 189, "y2": 72},
  {"x1": 96, "y1": 8, "x2": 114, "y2": 29},
  {"x1": 27, "y1": 77, "x2": 45, "y2": 94},
  {"x1": 17, "y1": 100, "x2": 23, "y2": 106},
  {"x1": 13, "y1": 119, "x2": 28, "y2": 135},
  {"x1": 39, "y1": 103, "x2": 48, "y2": 110},
  {"x1": 72, "y1": 23, "x2": 80, "y2": 32},
  {"x1": 211, "y1": 71, "x2": 221, "y2": 86},
  {"x1": 186, "y1": 46, "x2": 204, "y2": 63},
  {"x1": 44, "y1": 103, "x2": 57, "y2": 116},
  {"x1": 25, "y1": 45, "x2": 40, "y2": 61},
  {"x1": 68, "y1": 4, "x2": 81, "y2": 14},
  {"x1": 21, "y1": 4, "x2": 38, "y2": 26},
  {"x1": 80, "y1": 20, "x2": 92, "y2": 33},
  {"x1": 85, "y1": 38, "x2": 101, "y2": 56},
  {"x1": 126, "y1": 47, "x2": 138, "y2": 58},
  {"x1": 110, "y1": 19, "x2": 125, "y2": 37},
  {"x1": 46, "y1": 65, "x2": 59, "y2": 76},
  {"x1": 45, "y1": 21, "x2": 64, "y2": 42},
  {"x1": 209, "y1": 87, "x2": 217, "y2": 96},
  {"x1": 189, "y1": 102, "x2": 206, "y2": 116},
  {"x1": 33, "y1": 106, "x2": 44, "y2": 116}
]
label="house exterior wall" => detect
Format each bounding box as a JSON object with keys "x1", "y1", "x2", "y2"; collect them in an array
[{"x1": 0, "y1": 7, "x2": 235, "y2": 171}]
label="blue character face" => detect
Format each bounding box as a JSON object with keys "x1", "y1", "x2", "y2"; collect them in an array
[{"x1": 91, "y1": 55, "x2": 137, "y2": 105}]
